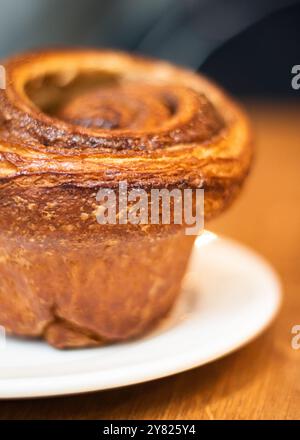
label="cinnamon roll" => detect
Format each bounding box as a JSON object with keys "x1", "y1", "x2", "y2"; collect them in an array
[{"x1": 0, "y1": 49, "x2": 252, "y2": 348}]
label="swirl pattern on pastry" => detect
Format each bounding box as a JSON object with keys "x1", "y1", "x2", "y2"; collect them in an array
[
  {"x1": 0, "y1": 49, "x2": 253, "y2": 348},
  {"x1": 0, "y1": 49, "x2": 252, "y2": 217}
]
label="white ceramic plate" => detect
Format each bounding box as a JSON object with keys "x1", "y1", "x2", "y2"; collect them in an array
[{"x1": 0, "y1": 234, "x2": 281, "y2": 399}]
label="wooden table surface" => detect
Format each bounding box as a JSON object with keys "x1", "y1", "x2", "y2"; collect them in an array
[{"x1": 1, "y1": 102, "x2": 299, "y2": 420}]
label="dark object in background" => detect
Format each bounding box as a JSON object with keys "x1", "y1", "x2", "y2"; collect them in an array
[
  {"x1": 0, "y1": 0, "x2": 299, "y2": 96},
  {"x1": 202, "y1": 1, "x2": 300, "y2": 97}
]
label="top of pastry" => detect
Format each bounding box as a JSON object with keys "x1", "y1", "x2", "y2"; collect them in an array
[{"x1": 0, "y1": 49, "x2": 252, "y2": 194}]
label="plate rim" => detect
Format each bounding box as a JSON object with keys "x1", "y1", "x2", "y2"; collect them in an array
[{"x1": 0, "y1": 236, "x2": 282, "y2": 399}]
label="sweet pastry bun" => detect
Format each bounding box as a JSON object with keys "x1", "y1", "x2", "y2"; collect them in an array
[{"x1": 0, "y1": 49, "x2": 252, "y2": 348}]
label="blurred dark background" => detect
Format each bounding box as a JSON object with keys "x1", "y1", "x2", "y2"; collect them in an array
[{"x1": 0, "y1": 0, "x2": 299, "y2": 97}]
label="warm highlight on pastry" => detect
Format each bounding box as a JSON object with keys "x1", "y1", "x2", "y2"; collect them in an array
[{"x1": 0, "y1": 49, "x2": 252, "y2": 348}]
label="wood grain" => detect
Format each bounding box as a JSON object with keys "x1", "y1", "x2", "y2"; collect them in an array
[{"x1": 0, "y1": 102, "x2": 299, "y2": 420}]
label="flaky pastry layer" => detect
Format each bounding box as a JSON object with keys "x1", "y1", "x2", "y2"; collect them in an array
[{"x1": 0, "y1": 49, "x2": 252, "y2": 212}]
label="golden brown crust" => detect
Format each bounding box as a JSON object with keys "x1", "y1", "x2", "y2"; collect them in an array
[
  {"x1": 0, "y1": 49, "x2": 253, "y2": 348},
  {"x1": 0, "y1": 228, "x2": 195, "y2": 348},
  {"x1": 0, "y1": 49, "x2": 252, "y2": 200}
]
